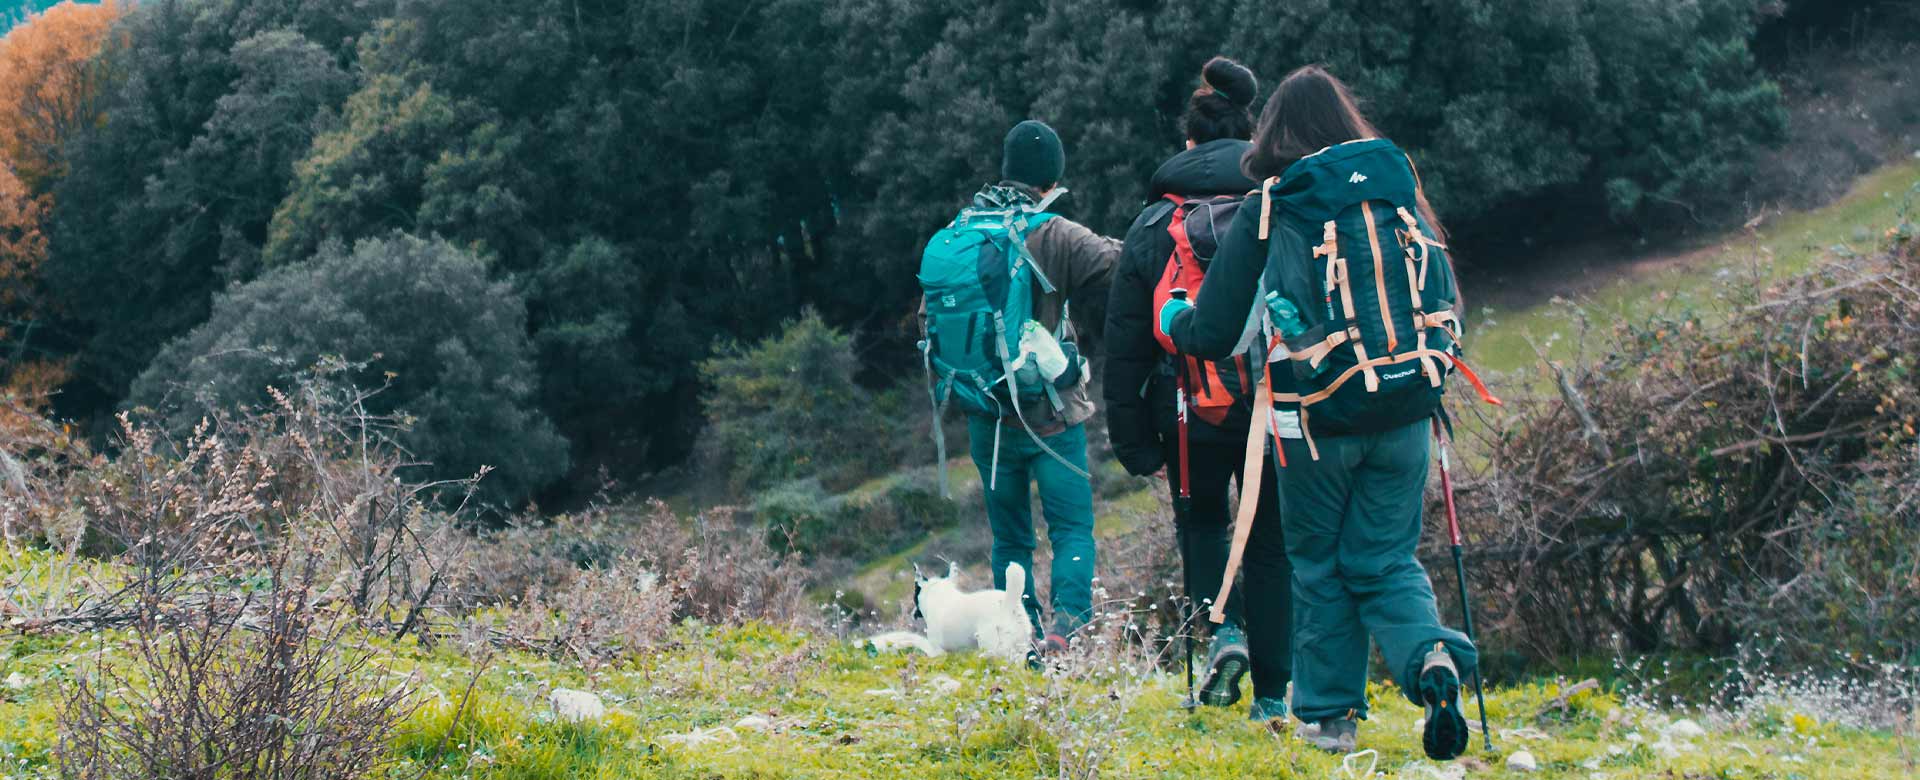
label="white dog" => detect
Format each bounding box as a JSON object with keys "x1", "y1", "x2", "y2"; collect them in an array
[
  {"x1": 913, "y1": 561, "x2": 1033, "y2": 660},
  {"x1": 866, "y1": 562, "x2": 1035, "y2": 660}
]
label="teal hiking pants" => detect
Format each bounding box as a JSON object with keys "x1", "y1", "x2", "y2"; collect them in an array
[
  {"x1": 1276, "y1": 418, "x2": 1477, "y2": 722},
  {"x1": 967, "y1": 416, "x2": 1097, "y2": 638}
]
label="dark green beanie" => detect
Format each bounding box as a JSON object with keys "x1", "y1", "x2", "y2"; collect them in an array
[{"x1": 1001, "y1": 120, "x2": 1064, "y2": 189}]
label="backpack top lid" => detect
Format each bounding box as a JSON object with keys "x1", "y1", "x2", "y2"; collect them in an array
[{"x1": 1268, "y1": 138, "x2": 1419, "y2": 222}]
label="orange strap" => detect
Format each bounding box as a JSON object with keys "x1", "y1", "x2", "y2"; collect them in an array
[{"x1": 1450, "y1": 354, "x2": 1504, "y2": 406}]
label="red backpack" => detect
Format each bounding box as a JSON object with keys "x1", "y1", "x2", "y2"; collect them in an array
[{"x1": 1150, "y1": 193, "x2": 1261, "y2": 426}]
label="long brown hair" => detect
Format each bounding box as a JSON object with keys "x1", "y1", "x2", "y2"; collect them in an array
[{"x1": 1243, "y1": 65, "x2": 1449, "y2": 244}]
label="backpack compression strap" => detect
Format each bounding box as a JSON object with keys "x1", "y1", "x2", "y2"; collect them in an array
[{"x1": 1210, "y1": 365, "x2": 1271, "y2": 625}]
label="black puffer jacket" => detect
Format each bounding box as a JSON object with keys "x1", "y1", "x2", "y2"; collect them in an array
[{"x1": 1102, "y1": 139, "x2": 1259, "y2": 477}]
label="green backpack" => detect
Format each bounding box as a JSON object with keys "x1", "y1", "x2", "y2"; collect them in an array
[
  {"x1": 1256, "y1": 139, "x2": 1499, "y2": 455},
  {"x1": 918, "y1": 186, "x2": 1090, "y2": 494}
]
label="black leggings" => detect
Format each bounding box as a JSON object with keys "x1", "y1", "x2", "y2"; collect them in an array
[{"x1": 1167, "y1": 436, "x2": 1292, "y2": 698}]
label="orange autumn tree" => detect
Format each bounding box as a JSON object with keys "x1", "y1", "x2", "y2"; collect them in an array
[
  {"x1": 0, "y1": 0, "x2": 122, "y2": 418},
  {"x1": 0, "y1": 1, "x2": 122, "y2": 187}
]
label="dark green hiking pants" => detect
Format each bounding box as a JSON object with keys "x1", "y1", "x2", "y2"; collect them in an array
[
  {"x1": 1276, "y1": 418, "x2": 1477, "y2": 722},
  {"x1": 967, "y1": 416, "x2": 1096, "y2": 638}
]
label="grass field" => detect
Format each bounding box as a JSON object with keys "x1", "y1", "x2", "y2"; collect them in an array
[
  {"x1": 2, "y1": 614, "x2": 1913, "y2": 779},
  {"x1": 1470, "y1": 159, "x2": 1920, "y2": 376}
]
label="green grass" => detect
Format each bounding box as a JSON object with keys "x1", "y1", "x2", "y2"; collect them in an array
[
  {"x1": 1472, "y1": 159, "x2": 1920, "y2": 376},
  {"x1": 1, "y1": 622, "x2": 1912, "y2": 779}
]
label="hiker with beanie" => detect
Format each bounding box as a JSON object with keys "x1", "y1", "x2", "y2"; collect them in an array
[
  {"x1": 917, "y1": 119, "x2": 1120, "y2": 656},
  {"x1": 1160, "y1": 66, "x2": 1500, "y2": 759},
  {"x1": 1103, "y1": 57, "x2": 1292, "y2": 719}
]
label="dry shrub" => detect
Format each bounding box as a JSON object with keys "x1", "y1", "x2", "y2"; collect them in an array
[
  {"x1": 496, "y1": 556, "x2": 677, "y2": 671},
  {"x1": 7, "y1": 371, "x2": 477, "y2": 633},
  {"x1": 57, "y1": 550, "x2": 416, "y2": 780},
  {"x1": 464, "y1": 500, "x2": 817, "y2": 662},
  {"x1": 1460, "y1": 201, "x2": 1920, "y2": 666}
]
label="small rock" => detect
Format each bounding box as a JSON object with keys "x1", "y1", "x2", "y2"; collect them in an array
[
  {"x1": 927, "y1": 675, "x2": 962, "y2": 697},
  {"x1": 1502, "y1": 726, "x2": 1551, "y2": 741},
  {"x1": 3, "y1": 672, "x2": 29, "y2": 690},
  {"x1": 660, "y1": 726, "x2": 738, "y2": 747},
  {"x1": 1665, "y1": 718, "x2": 1706, "y2": 739},
  {"x1": 549, "y1": 688, "x2": 606, "y2": 723},
  {"x1": 733, "y1": 714, "x2": 773, "y2": 731},
  {"x1": 1506, "y1": 749, "x2": 1540, "y2": 772}
]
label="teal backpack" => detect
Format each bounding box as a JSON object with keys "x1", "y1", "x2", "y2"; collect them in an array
[
  {"x1": 1255, "y1": 139, "x2": 1500, "y2": 455},
  {"x1": 918, "y1": 185, "x2": 1090, "y2": 494}
]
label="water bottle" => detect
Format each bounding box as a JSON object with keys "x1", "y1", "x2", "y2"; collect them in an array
[
  {"x1": 1267, "y1": 291, "x2": 1328, "y2": 378},
  {"x1": 1266, "y1": 291, "x2": 1307, "y2": 339}
]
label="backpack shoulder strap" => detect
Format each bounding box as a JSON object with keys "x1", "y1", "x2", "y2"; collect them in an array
[{"x1": 1130, "y1": 197, "x2": 1178, "y2": 234}]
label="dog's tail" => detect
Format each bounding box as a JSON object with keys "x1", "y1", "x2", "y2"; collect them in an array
[
  {"x1": 866, "y1": 630, "x2": 941, "y2": 657},
  {"x1": 1001, "y1": 562, "x2": 1027, "y2": 611}
]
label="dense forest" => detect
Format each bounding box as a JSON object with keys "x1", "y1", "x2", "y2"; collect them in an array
[{"x1": 0, "y1": 0, "x2": 1909, "y2": 507}]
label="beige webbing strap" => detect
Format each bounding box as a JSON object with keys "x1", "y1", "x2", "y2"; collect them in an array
[
  {"x1": 1275, "y1": 347, "x2": 1461, "y2": 408},
  {"x1": 1258, "y1": 177, "x2": 1280, "y2": 240},
  {"x1": 1290, "y1": 327, "x2": 1358, "y2": 370},
  {"x1": 1342, "y1": 254, "x2": 1381, "y2": 392},
  {"x1": 1396, "y1": 206, "x2": 1446, "y2": 292},
  {"x1": 1210, "y1": 375, "x2": 1273, "y2": 624},
  {"x1": 1362, "y1": 205, "x2": 1398, "y2": 353},
  {"x1": 1315, "y1": 223, "x2": 1341, "y2": 326},
  {"x1": 1300, "y1": 406, "x2": 1319, "y2": 461},
  {"x1": 1402, "y1": 230, "x2": 1442, "y2": 387}
]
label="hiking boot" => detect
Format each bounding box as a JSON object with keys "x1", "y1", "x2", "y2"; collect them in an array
[
  {"x1": 1418, "y1": 642, "x2": 1470, "y2": 761},
  {"x1": 1247, "y1": 696, "x2": 1288, "y2": 723},
  {"x1": 1197, "y1": 624, "x2": 1249, "y2": 707},
  {"x1": 1025, "y1": 634, "x2": 1069, "y2": 670},
  {"x1": 1306, "y1": 717, "x2": 1357, "y2": 753}
]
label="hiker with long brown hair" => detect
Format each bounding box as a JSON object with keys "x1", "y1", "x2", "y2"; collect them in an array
[{"x1": 1159, "y1": 65, "x2": 1487, "y2": 760}]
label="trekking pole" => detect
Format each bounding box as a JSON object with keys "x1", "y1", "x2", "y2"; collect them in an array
[
  {"x1": 1432, "y1": 416, "x2": 1494, "y2": 752},
  {"x1": 1171, "y1": 290, "x2": 1198, "y2": 711}
]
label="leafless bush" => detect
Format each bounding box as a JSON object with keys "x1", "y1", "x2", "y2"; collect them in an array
[
  {"x1": 672, "y1": 506, "x2": 814, "y2": 626},
  {"x1": 496, "y1": 555, "x2": 677, "y2": 672},
  {"x1": 7, "y1": 369, "x2": 479, "y2": 635},
  {"x1": 460, "y1": 500, "x2": 817, "y2": 661},
  {"x1": 56, "y1": 549, "x2": 417, "y2": 780},
  {"x1": 1457, "y1": 201, "x2": 1920, "y2": 665}
]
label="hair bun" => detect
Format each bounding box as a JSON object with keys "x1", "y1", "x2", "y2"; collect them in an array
[{"x1": 1201, "y1": 56, "x2": 1257, "y2": 107}]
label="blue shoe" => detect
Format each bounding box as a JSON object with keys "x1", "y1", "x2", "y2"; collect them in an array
[
  {"x1": 1248, "y1": 696, "x2": 1288, "y2": 723},
  {"x1": 1197, "y1": 624, "x2": 1249, "y2": 707}
]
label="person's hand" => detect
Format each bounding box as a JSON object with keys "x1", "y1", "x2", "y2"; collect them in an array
[{"x1": 1158, "y1": 296, "x2": 1193, "y2": 335}]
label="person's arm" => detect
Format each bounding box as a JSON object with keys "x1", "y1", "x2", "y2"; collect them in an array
[
  {"x1": 1101, "y1": 212, "x2": 1172, "y2": 477},
  {"x1": 1163, "y1": 194, "x2": 1280, "y2": 360},
  {"x1": 1031, "y1": 217, "x2": 1120, "y2": 348}
]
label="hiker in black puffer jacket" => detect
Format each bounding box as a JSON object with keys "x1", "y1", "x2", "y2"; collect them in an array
[{"x1": 1102, "y1": 56, "x2": 1291, "y2": 721}]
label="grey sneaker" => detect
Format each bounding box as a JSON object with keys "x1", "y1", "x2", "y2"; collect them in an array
[
  {"x1": 1197, "y1": 624, "x2": 1249, "y2": 707},
  {"x1": 1307, "y1": 717, "x2": 1358, "y2": 753},
  {"x1": 1247, "y1": 696, "x2": 1287, "y2": 723},
  {"x1": 1418, "y1": 642, "x2": 1470, "y2": 761}
]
